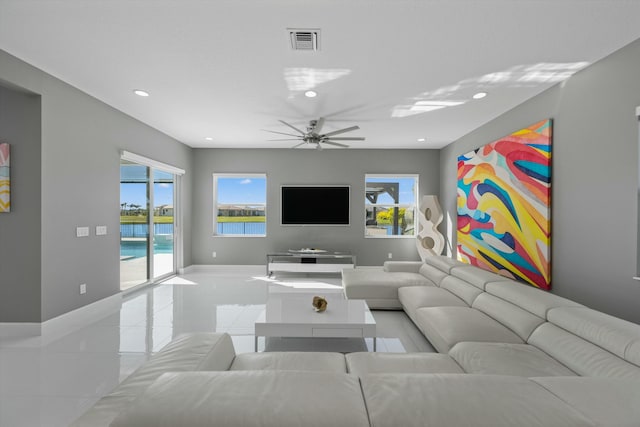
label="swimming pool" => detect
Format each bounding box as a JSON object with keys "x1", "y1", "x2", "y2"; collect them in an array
[{"x1": 120, "y1": 240, "x2": 173, "y2": 259}]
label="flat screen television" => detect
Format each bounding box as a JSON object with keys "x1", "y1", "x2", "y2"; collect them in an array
[{"x1": 281, "y1": 185, "x2": 350, "y2": 225}]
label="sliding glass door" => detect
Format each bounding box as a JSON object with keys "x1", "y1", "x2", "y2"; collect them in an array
[
  {"x1": 120, "y1": 160, "x2": 177, "y2": 291},
  {"x1": 152, "y1": 169, "x2": 175, "y2": 278}
]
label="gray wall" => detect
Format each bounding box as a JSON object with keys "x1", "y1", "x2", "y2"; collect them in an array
[
  {"x1": 192, "y1": 148, "x2": 440, "y2": 266},
  {"x1": 440, "y1": 38, "x2": 640, "y2": 323},
  {"x1": 0, "y1": 49, "x2": 193, "y2": 322},
  {"x1": 0, "y1": 85, "x2": 42, "y2": 322}
]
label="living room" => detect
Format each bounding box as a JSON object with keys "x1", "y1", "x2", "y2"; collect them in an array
[{"x1": 1, "y1": 1, "x2": 640, "y2": 426}]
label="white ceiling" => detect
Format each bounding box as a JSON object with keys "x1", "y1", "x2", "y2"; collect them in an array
[{"x1": 2, "y1": 0, "x2": 640, "y2": 149}]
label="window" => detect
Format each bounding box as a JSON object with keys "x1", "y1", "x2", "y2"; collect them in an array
[
  {"x1": 214, "y1": 174, "x2": 266, "y2": 236},
  {"x1": 365, "y1": 174, "x2": 418, "y2": 237}
]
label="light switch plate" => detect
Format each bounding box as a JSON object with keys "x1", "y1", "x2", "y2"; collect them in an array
[
  {"x1": 76, "y1": 227, "x2": 89, "y2": 237},
  {"x1": 96, "y1": 225, "x2": 107, "y2": 236}
]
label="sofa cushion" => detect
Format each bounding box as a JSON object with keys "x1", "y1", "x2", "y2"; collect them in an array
[
  {"x1": 485, "y1": 280, "x2": 583, "y2": 319},
  {"x1": 547, "y1": 306, "x2": 640, "y2": 366},
  {"x1": 450, "y1": 265, "x2": 509, "y2": 290},
  {"x1": 359, "y1": 374, "x2": 596, "y2": 427},
  {"x1": 418, "y1": 263, "x2": 449, "y2": 285},
  {"x1": 111, "y1": 371, "x2": 370, "y2": 427},
  {"x1": 449, "y1": 342, "x2": 576, "y2": 377},
  {"x1": 383, "y1": 260, "x2": 423, "y2": 273},
  {"x1": 342, "y1": 268, "x2": 435, "y2": 309},
  {"x1": 528, "y1": 323, "x2": 640, "y2": 379},
  {"x1": 398, "y1": 286, "x2": 468, "y2": 322},
  {"x1": 414, "y1": 306, "x2": 524, "y2": 353},
  {"x1": 423, "y1": 255, "x2": 465, "y2": 273},
  {"x1": 345, "y1": 352, "x2": 463, "y2": 376},
  {"x1": 531, "y1": 377, "x2": 640, "y2": 427},
  {"x1": 439, "y1": 276, "x2": 484, "y2": 306},
  {"x1": 472, "y1": 293, "x2": 545, "y2": 341},
  {"x1": 230, "y1": 351, "x2": 346, "y2": 372}
]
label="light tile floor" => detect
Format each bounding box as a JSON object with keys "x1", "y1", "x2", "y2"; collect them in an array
[{"x1": 0, "y1": 267, "x2": 433, "y2": 427}]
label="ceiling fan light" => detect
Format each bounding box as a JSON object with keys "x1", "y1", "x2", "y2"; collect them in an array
[{"x1": 133, "y1": 89, "x2": 150, "y2": 97}]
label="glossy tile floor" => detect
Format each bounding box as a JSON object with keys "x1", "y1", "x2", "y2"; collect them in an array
[{"x1": 0, "y1": 267, "x2": 433, "y2": 427}]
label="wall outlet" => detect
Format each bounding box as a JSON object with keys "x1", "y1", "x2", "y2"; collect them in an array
[
  {"x1": 212, "y1": 251, "x2": 217, "y2": 258},
  {"x1": 96, "y1": 225, "x2": 107, "y2": 236},
  {"x1": 76, "y1": 227, "x2": 89, "y2": 237},
  {"x1": 80, "y1": 283, "x2": 87, "y2": 294},
  {"x1": 388, "y1": 253, "x2": 393, "y2": 259}
]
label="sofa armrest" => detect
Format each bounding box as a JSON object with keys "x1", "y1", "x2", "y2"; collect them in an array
[
  {"x1": 383, "y1": 261, "x2": 423, "y2": 273},
  {"x1": 71, "y1": 333, "x2": 236, "y2": 427}
]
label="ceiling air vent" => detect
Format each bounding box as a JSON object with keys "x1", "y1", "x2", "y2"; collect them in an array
[{"x1": 289, "y1": 28, "x2": 320, "y2": 51}]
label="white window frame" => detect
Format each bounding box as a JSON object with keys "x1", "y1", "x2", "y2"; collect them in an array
[
  {"x1": 365, "y1": 174, "x2": 419, "y2": 239},
  {"x1": 213, "y1": 173, "x2": 267, "y2": 237}
]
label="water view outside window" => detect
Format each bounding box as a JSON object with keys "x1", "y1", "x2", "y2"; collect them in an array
[
  {"x1": 121, "y1": 162, "x2": 176, "y2": 290},
  {"x1": 365, "y1": 175, "x2": 418, "y2": 237},
  {"x1": 214, "y1": 174, "x2": 266, "y2": 236},
  {"x1": 121, "y1": 162, "x2": 149, "y2": 289}
]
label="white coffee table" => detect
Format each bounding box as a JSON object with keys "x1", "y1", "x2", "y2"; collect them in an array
[{"x1": 255, "y1": 291, "x2": 377, "y2": 352}]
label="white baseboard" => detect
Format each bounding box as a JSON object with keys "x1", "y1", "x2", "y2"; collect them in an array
[
  {"x1": 0, "y1": 323, "x2": 41, "y2": 339},
  {"x1": 182, "y1": 264, "x2": 266, "y2": 274},
  {"x1": 0, "y1": 293, "x2": 122, "y2": 346}
]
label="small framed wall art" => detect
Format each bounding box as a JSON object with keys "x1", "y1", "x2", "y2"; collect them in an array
[{"x1": 0, "y1": 142, "x2": 10, "y2": 213}]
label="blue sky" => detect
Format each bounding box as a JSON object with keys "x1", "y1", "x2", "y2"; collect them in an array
[
  {"x1": 217, "y1": 177, "x2": 266, "y2": 204},
  {"x1": 120, "y1": 165, "x2": 175, "y2": 208}
]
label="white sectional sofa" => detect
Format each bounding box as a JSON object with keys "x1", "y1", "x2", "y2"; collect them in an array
[
  {"x1": 72, "y1": 256, "x2": 640, "y2": 426},
  {"x1": 345, "y1": 256, "x2": 640, "y2": 379},
  {"x1": 73, "y1": 332, "x2": 640, "y2": 427}
]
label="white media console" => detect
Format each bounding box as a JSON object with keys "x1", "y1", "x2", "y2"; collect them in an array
[{"x1": 266, "y1": 250, "x2": 355, "y2": 276}]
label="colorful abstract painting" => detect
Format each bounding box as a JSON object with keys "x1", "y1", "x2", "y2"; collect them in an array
[
  {"x1": 457, "y1": 120, "x2": 551, "y2": 290},
  {"x1": 0, "y1": 143, "x2": 9, "y2": 212}
]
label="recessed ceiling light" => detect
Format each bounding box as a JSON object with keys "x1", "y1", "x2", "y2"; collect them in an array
[
  {"x1": 133, "y1": 89, "x2": 150, "y2": 97},
  {"x1": 472, "y1": 92, "x2": 487, "y2": 99},
  {"x1": 205, "y1": 137, "x2": 213, "y2": 141},
  {"x1": 417, "y1": 138, "x2": 426, "y2": 142},
  {"x1": 304, "y1": 90, "x2": 317, "y2": 98}
]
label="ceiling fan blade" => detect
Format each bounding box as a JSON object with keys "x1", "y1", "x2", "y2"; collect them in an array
[
  {"x1": 279, "y1": 120, "x2": 306, "y2": 135},
  {"x1": 269, "y1": 138, "x2": 303, "y2": 141},
  {"x1": 321, "y1": 141, "x2": 349, "y2": 148},
  {"x1": 291, "y1": 142, "x2": 307, "y2": 149},
  {"x1": 321, "y1": 125, "x2": 360, "y2": 137},
  {"x1": 325, "y1": 137, "x2": 366, "y2": 141},
  {"x1": 263, "y1": 129, "x2": 303, "y2": 137},
  {"x1": 314, "y1": 117, "x2": 325, "y2": 134}
]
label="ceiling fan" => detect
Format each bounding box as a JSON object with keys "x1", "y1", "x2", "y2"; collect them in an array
[{"x1": 265, "y1": 117, "x2": 365, "y2": 149}]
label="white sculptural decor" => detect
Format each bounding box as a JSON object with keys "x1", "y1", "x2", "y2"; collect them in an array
[{"x1": 416, "y1": 195, "x2": 445, "y2": 260}]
